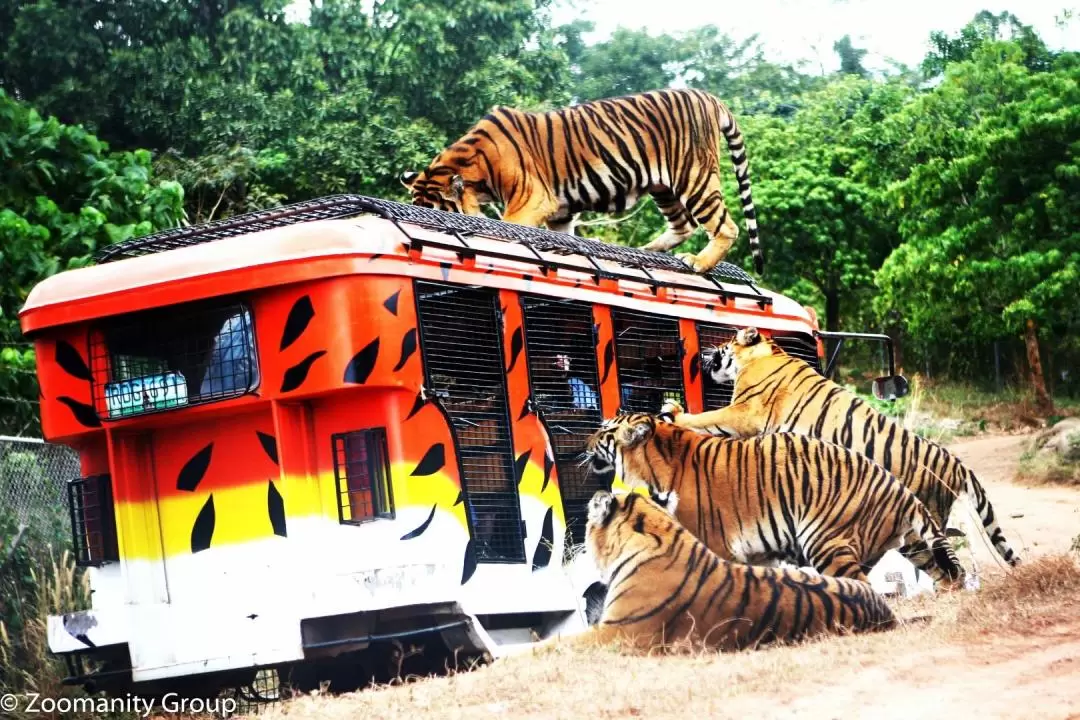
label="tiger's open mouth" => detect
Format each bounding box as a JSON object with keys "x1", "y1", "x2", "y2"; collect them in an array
[
  {"x1": 590, "y1": 457, "x2": 614, "y2": 473},
  {"x1": 590, "y1": 458, "x2": 616, "y2": 489},
  {"x1": 581, "y1": 448, "x2": 614, "y2": 474}
]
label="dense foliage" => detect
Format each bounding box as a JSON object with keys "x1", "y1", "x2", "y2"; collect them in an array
[
  {"x1": 0, "y1": 89, "x2": 185, "y2": 433},
  {"x1": 1, "y1": 1, "x2": 1077, "y2": 429}
]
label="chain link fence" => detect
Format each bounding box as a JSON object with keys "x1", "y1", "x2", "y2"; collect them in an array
[{"x1": 0, "y1": 435, "x2": 79, "y2": 539}]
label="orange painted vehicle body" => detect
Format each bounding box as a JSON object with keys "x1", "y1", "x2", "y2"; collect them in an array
[{"x1": 20, "y1": 196, "x2": 822, "y2": 694}]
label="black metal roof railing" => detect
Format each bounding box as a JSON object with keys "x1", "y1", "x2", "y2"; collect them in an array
[{"x1": 94, "y1": 194, "x2": 769, "y2": 304}]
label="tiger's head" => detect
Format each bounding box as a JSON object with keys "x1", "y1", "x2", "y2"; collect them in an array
[
  {"x1": 585, "y1": 490, "x2": 678, "y2": 580},
  {"x1": 400, "y1": 132, "x2": 498, "y2": 215},
  {"x1": 584, "y1": 412, "x2": 679, "y2": 497},
  {"x1": 701, "y1": 327, "x2": 774, "y2": 385}
]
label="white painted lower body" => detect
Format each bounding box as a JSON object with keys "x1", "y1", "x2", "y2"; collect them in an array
[{"x1": 49, "y1": 511, "x2": 599, "y2": 686}]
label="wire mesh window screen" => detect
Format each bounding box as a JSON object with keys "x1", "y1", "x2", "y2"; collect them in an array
[
  {"x1": 333, "y1": 428, "x2": 394, "y2": 525},
  {"x1": 521, "y1": 296, "x2": 605, "y2": 544},
  {"x1": 67, "y1": 474, "x2": 118, "y2": 566},
  {"x1": 415, "y1": 281, "x2": 525, "y2": 564},
  {"x1": 612, "y1": 309, "x2": 685, "y2": 413},
  {"x1": 774, "y1": 333, "x2": 823, "y2": 373},
  {"x1": 697, "y1": 322, "x2": 739, "y2": 409},
  {"x1": 91, "y1": 299, "x2": 259, "y2": 418}
]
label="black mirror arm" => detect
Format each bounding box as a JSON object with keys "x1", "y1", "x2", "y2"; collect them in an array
[{"x1": 816, "y1": 331, "x2": 897, "y2": 380}]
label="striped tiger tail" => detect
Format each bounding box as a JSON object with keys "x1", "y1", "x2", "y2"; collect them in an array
[
  {"x1": 959, "y1": 464, "x2": 1022, "y2": 567},
  {"x1": 711, "y1": 97, "x2": 763, "y2": 274}
]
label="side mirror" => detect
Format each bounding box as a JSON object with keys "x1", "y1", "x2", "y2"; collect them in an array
[{"x1": 872, "y1": 375, "x2": 909, "y2": 402}]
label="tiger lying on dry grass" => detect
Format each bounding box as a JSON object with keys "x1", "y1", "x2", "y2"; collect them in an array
[{"x1": 564, "y1": 490, "x2": 898, "y2": 652}]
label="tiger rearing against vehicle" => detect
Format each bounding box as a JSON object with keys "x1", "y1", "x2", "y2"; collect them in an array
[
  {"x1": 661, "y1": 327, "x2": 1022, "y2": 572},
  {"x1": 399, "y1": 88, "x2": 764, "y2": 275},
  {"x1": 584, "y1": 413, "x2": 966, "y2": 588}
]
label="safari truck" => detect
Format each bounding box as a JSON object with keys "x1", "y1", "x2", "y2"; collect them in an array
[{"x1": 19, "y1": 194, "x2": 905, "y2": 699}]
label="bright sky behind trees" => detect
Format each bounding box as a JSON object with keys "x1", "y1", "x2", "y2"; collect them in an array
[{"x1": 550, "y1": 0, "x2": 1078, "y2": 73}]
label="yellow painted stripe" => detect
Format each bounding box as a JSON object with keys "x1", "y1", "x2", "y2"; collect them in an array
[
  {"x1": 517, "y1": 461, "x2": 567, "y2": 526},
  {"x1": 116, "y1": 464, "x2": 472, "y2": 561}
]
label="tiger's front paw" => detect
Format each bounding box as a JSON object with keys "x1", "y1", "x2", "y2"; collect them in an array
[
  {"x1": 587, "y1": 491, "x2": 615, "y2": 527},
  {"x1": 659, "y1": 400, "x2": 684, "y2": 418}
]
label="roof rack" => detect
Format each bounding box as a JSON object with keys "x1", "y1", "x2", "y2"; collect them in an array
[{"x1": 94, "y1": 194, "x2": 770, "y2": 304}]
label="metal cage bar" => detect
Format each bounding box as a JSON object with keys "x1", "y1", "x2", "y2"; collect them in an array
[
  {"x1": 611, "y1": 309, "x2": 686, "y2": 413},
  {"x1": 772, "y1": 332, "x2": 823, "y2": 373},
  {"x1": 414, "y1": 281, "x2": 526, "y2": 564},
  {"x1": 696, "y1": 322, "x2": 739, "y2": 410},
  {"x1": 816, "y1": 330, "x2": 897, "y2": 380},
  {"x1": 90, "y1": 298, "x2": 259, "y2": 419},
  {"x1": 67, "y1": 474, "x2": 118, "y2": 567},
  {"x1": 520, "y1": 295, "x2": 605, "y2": 545},
  {"x1": 333, "y1": 428, "x2": 395, "y2": 525}
]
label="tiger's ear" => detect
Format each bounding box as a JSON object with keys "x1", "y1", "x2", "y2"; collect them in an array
[
  {"x1": 615, "y1": 422, "x2": 652, "y2": 448},
  {"x1": 736, "y1": 327, "x2": 761, "y2": 346},
  {"x1": 400, "y1": 171, "x2": 419, "y2": 188},
  {"x1": 450, "y1": 174, "x2": 466, "y2": 199}
]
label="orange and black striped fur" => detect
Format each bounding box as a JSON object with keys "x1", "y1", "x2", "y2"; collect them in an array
[
  {"x1": 399, "y1": 88, "x2": 763, "y2": 274},
  {"x1": 584, "y1": 413, "x2": 965, "y2": 587},
  {"x1": 663, "y1": 327, "x2": 1021, "y2": 574},
  {"x1": 568, "y1": 490, "x2": 897, "y2": 652}
]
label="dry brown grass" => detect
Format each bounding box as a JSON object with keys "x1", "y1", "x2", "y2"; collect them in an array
[
  {"x1": 956, "y1": 553, "x2": 1080, "y2": 625},
  {"x1": 1016, "y1": 449, "x2": 1080, "y2": 487},
  {"x1": 0, "y1": 548, "x2": 109, "y2": 720},
  {"x1": 237, "y1": 554, "x2": 1080, "y2": 720}
]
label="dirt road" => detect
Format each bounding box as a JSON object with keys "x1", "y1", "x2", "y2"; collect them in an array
[
  {"x1": 256, "y1": 433, "x2": 1080, "y2": 720},
  {"x1": 950, "y1": 433, "x2": 1080, "y2": 572}
]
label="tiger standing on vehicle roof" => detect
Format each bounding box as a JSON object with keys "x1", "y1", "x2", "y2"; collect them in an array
[
  {"x1": 562, "y1": 490, "x2": 898, "y2": 653},
  {"x1": 399, "y1": 88, "x2": 764, "y2": 275},
  {"x1": 584, "y1": 413, "x2": 966, "y2": 588},
  {"x1": 661, "y1": 326, "x2": 1022, "y2": 573}
]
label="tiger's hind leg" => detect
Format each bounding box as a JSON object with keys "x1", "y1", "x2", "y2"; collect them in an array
[
  {"x1": 672, "y1": 172, "x2": 740, "y2": 273},
  {"x1": 641, "y1": 189, "x2": 696, "y2": 252}
]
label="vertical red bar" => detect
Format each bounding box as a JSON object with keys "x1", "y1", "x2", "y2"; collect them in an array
[
  {"x1": 591, "y1": 305, "x2": 621, "y2": 418},
  {"x1": 680, "y1": 318, "x2": 703, "y2": 413}
]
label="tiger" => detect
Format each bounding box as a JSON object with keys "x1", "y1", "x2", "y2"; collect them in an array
[
  {"x1": 564, "y1": 489, "x2": 898, "y2": 653},
  {"x1": 583, "y1": 412, "x2": 965, "y2": 588},
  {"x1": 660, "y1": 326, "x2": 1021, "y2": 573},
  {"x1": 399, "y1": 88, "x2": 764, "y2": 275}
]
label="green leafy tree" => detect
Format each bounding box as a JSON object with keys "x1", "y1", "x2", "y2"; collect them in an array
[
  {"x1": 681, "y1": 26, "x2": 821, "y2": 115},
  {"x1": 921, "y1": 10, "x2": 1053, "y2": 78},
  {"x1": 567, "y1": 26, "x2": 684, "y2": 101},
  {"x1": 875, "y1": 43, "x2": 1080, "y2": 412},
  {"x1": 735, "y1": 77, "x2": 898, "y2": 331},
  {"x1": 833, "y1": 35, "x2": 869, "y2": 77},
  {"x1": 1, "y1": 0, "x2": 573, "y2": 220},
  {"x1": 0, "y1": 91, "x2": 184, "y2": 433}
]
